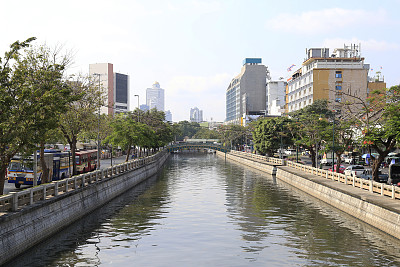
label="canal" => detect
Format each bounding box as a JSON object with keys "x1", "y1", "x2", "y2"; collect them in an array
[{"x1": 7, "y1": 153, "x2": 400, "y2": 266}]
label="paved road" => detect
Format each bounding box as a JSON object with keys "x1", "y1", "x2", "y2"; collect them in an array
[{"x1": 2, "y1": 156, "x2": 128, "y2": 196}]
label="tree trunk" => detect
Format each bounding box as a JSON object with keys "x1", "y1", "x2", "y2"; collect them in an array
[
  {"x1": 0, "y1": 161, "x2": 8, "y2": 195},
  {"x1": 40, "y1": 141, "x2": 50, "y2": 183},
  {"x1": 70, "y1": 137, "x2": 77, "y2": 176},
  {"x1": 335, "y1": 152, "x2": 342, "y2": 173},
  {"x1": 125, "y1": 147, "x2": 131, "y2": 162}
]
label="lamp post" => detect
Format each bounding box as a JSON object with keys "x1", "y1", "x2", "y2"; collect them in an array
[
  {"x1": 134, "y1": 94, "x2": 139, "y2": 122},
  {"x1": 93, "y1": 73, "x2": 101, "y2": 170}
]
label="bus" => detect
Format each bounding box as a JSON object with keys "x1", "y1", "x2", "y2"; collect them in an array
[
  {"x1": 7, "y1": 150, "x2": 72, "y2": 188},
  {"x1": 75, "y1": 150, "x2": 98, "y2": 174}
]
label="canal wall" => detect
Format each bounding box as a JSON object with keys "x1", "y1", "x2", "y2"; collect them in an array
[
  {"x1": 216, "y1": 150, "x2": 282, "y2": 175},
  {"x1": 218, "y1": 151, "x2": 400, "y2": 240},
  {"x1": 0, "y1": 151, "x2": 169, "y2": 265}
]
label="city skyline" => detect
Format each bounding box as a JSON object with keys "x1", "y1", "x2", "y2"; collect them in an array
[{"x1": 1, "y1": 0, "x2": 400, "y2": 122}]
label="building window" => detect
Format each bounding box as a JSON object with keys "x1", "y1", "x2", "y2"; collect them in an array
[
  {"x1": 335, "y1": 85, "x2": 342, "y2": 90},
  {"x1": 335, "y1": 71, "x2": 342, "y2": 78}
]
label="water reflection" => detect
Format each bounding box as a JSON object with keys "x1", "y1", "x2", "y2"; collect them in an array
[{"x1": 6, "y1": 153, "x2": 400, "y2": 266}]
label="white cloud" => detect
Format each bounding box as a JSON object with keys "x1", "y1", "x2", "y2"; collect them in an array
[
  {"x1": 322, "y1": 38, "x2": 400, "y2": 52},
  {"x1": 267, "y1": 8, "x2": 388, "y2": 34}
]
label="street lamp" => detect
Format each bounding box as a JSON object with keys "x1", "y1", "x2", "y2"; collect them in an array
[
  {"x1": 93, "y1": 73, "x2": 101, "y2": 170},
  {"x1": 134, "y1": 94, "x2": 139, "y2": 122}
]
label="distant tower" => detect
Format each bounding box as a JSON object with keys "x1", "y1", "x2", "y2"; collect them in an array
[
  {"x1": 190, "y1": 107, "x2": 203, "y2": 123},
  {"x1": 165, "y1": 110, "x2": 172, "y2": 122},
  {"x1": 146, "y1": 81, "x2": 165, "y2": 111}
]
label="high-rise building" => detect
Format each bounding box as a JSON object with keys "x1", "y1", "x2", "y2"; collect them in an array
[
  {"x1": 165, "y1": 110, "x2": 172, "y2": 122},
  {"x1": 226, "y1": 58, "x2": 269, "y2": 124},
  {"x1": 146, "y1": 82, "x2": 165, "y2": 111},
  {"x1": 114, "y1": 73, "x2": 129, "y2": 114},
  {"x1": 89, "y1": 63, "x2": 130, "y2": 115},
  {"x1": 190, "y1": 107, "x2": 203, "y2": 123},
  {"x1": 286, "y1": 44, "x2": 370, "y2": 115},
  {"x1": 140, "y1": 104, "x2": 150, "y2": 111}
]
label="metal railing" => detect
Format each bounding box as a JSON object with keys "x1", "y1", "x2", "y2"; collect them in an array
[
  {"x1": 286, "y1": 160, "x2": 400, "y2": 200},
  {"x1": 0, "y1": 150, "x2": 167, "y2": 213}
]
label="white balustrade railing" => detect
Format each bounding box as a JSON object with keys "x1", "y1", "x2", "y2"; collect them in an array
[{"x1": 0, "y1": 150, "x2": 167, "y2": 213}]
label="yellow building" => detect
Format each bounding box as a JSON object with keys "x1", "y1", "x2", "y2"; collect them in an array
[{"x1": 286, "y1": 44, "x2": 372, "y2": 116}]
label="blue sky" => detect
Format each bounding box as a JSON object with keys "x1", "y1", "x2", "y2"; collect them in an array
[{"x1": 1, "y1": 0, "x2": 399, "y2": 122}]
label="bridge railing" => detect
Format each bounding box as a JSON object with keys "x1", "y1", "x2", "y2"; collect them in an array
[
  {"x1": 229, "y1": 150, "x2": 285, "y2": 165},
  {"x1": 286, "y1": 160, "x2": 400, "y2": 200},
  {"x1": 0, "y1": 150, "x2": 168, "y2": 213},
  {"x1": 167, "y1": 143, "x2": 228, "y2": 152}
]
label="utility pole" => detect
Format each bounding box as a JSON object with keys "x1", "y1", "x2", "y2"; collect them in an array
[{"x1": 93, "y1": 73, "x2": 101, "y2": 170}]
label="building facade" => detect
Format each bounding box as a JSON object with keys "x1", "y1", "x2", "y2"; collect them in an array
[
  {"x1": 89, "y1": 63, "x2": 115, "y2": 115},
  {"x1": 89, "y1": 63, "x2": 130, "y2": 115},
  {"x1": 266, "y1": 80, "x2": 287, "y2": 116},
  {"x1": 146, "y1": 81, "x2": 165, "y2": 111},
  {"x1": 190, "y1": 107, "x2": 203, "y2": 123},
  {"x1": 114, "y1": 73, "x2": 129, "y2": 114},
  {"x1": 286, "y1": 44, "x2": 370, "y2": 115},
  {"x1": 165, "y1": 110, "x2": 172, "y2": 122},
  {"x1": 226, "y1": 58, "x2": 269, "y2": 124}
]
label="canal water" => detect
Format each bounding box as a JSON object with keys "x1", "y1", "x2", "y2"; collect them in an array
[{"x1": 8, "y1": 153, "x2": 400, "y2": 266}]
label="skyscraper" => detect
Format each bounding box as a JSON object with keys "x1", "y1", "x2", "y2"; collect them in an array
[
  {"x1": 146, "y1": 82, "x2": 165, "y2": 111},
  {"x1": 226, "y1": 58, "x2": 269, "y2": 124},
  {"x1": 165, "y1": 110, "x2": 172, "y2": 122},
  {"x1": 190, "y1": 107, "x2": 203, "y2": 123},
  {"x1": 89, "y1": 63, "x2": 130, "y2": 115}
]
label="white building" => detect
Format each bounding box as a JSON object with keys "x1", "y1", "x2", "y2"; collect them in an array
[
  {"x1": 266, "y1": 80, "x2": 287, "y2": 116},
  {"x1": 165, "y1": 110, "x2": 172, "y2": 122},
  {"x1": 190, "y1": 107, "x2": 203, "y2": 123},
  {"x1": 89, "y1": 63, "x2": 130, "y2": 115},
  {"x1": 146, "y1": 81, "x2": 165, "y2": 111}
]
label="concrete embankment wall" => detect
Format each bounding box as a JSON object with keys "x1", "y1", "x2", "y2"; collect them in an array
[
  {"x1": 216, "y1": 151, "x2": 277, "y2": 175},
  {"x1": 218, "y1": 151, "x2": 400, "y2": 240},
  {"x1": 0, "y1": 152, "x2": 169, "y2": 265}
]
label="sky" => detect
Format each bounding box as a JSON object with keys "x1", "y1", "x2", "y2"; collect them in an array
[{"x1": 1, "y1": 0, "x2": 400, "y2": 122}]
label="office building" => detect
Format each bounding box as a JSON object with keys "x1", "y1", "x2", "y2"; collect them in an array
[
  {"x1": 140, "y1": 104, "x2": 150, "y2": 111},
  {"x1": 286, "y1": 44, "x2": 370, "y2": 115},
  {"x1": 165, "y1": 110, "x2": 172, "y2": 122},
  {"x1": 190, "y1": 107, "x2": 203, "y2": 123},
  {"x1": 146, "y1": 81, "x2": 165, "y2": 111},
  {"x1": 226, "y1": 58, "x2": 269, "y2": 124},
  {"x1": 89, "y1": 63, "x2": 130, "y2": 115},
  {"x1": 114, "y1": 73, "x2": 129, "y2": 114}
]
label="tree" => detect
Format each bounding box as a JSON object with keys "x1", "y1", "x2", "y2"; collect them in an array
[
  {"x1": 174, "y1": 121, "x2": 201, "y2": 141},
  {"x1": 253, "y1": 117, "x2": 294, "y2": 156},
  {"x1": 290, "y1": 100, "x2": 332, "y2": 167},
  {"x1": 218, "y1": 124, "x2": 247, "y2": 150},
  {"x1": 59, "y1": 75, "x2": 104, "y2": 175},
  {"x1": 341, "y1": 85, "x2": 400, "y2": 181},
  {"x1": 15, "y1": 44, "x2": 75, "y2": 183},
  {"x1": 0, "y1": 37, "x2": 36, "y2": 194},
  {"x1": 193, "y1": 127, "x2": 220, "y2": 139},
  {"x1": 105, "y1": 113, "x2": 153, "y2": 162},
  {"x1": 139, "y1": 109, "x2": 173, "y2": 150}
]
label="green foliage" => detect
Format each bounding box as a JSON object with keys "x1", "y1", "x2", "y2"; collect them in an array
[
  {"x1": 193, "y1": 127, "x2": 220, "y2": 139},
  {"x1": 218, "y1": 124, "x2": 248, "y2": 149},
  {"x1": 252, "y1": 117, "x2": 293, "y2": 156},
  {"x1": 105, "y1": 113, "x2": 153, "y2": 152},
  {"x1": 174, "y1": 120, "x2": 201, "y2": 141}
]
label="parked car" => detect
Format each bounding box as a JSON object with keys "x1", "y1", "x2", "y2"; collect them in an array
[
  {"x1": 344, "y1": 165, "x2": 365, "y2": 177},
  {"x1": 360, "y1": 169, "x2": 389, "y2": 183},
  {"x1": 388, "y1": 163, "x2": 400, "y2": 185},
  {"x1": 328, "y1": 165, "x2": 345, "y2": 174}
]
